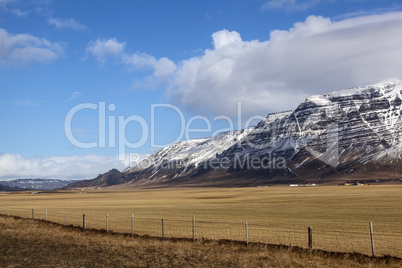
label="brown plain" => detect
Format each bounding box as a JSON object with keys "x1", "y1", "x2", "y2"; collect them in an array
[{"x1": 1, "y1": 185, "x2": 402, "y2": 267}]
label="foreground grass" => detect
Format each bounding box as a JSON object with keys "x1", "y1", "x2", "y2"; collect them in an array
[
  {"x1": 0, "y1": 216, "x2": 401, "y2": 267},
  {"x1": 1, "y1": 185, "x2": 402, "y2": 256}
]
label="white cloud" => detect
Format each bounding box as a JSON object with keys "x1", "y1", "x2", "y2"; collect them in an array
[
  {"x1": 167, "y1": 12, "x2": 402, "y2": 116},
  {"x1": 122, "y1": 52, "x2": 157, "y2": 69},
  {"x1": 88, "y1": 12, "x2": 402, "y2": 116},
  {"x1": 153, "y1": 57, "x2": 176, "y2": 77},
  {"x1": 263, "y1": 0, "x2": 320, "y2": 12},
  {"x1": 212, "y1": 29, "x2": 242, "y2": 49},
  {"x1": 48, "y1": 17, "x2": 87, "y2": 31},
  {"x1": 7, "y1": 8, "x2": 29, "y2": 17},
  {"x1": 86, "y1": 38, "x2": 126, "y2": 65},
  {"x1": 332, "y1": 6, "x2": 402, "y2": 20},
  {"x1": 67, "y1": 91, "x2": 83, "y2": 101},
  {"x1": 122, "y1": 53, "x2": 176, "y2": 81},
  {"x1": 87, "y1": 38, "x2": 177, "y2": 85},
  {"x1": 0, "y1": 28, "x2": 63, "y2": 66},
  {"x1": 122, "y1": 55, "x2": 176, "y2": 89},
  {"x1": 0, "y1": 0, "x2": 30, "y2": 18},
  {"x1": 0, "y1": 153, "x2": 126, "y2": 180}
]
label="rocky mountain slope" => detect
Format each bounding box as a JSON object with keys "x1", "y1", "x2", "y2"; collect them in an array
[
  {"x1": 64, "y1": 169, "x2": 130, "y2": 189},
  {"x1": 72, "y1": 80, "x2": 402, "y2": 188},
  {"x1": 0, "y1": 184, "x2": 26, "y2": 192},
  {"x1": 0, "y1": 179, "x2": 78, "y2": 190}
]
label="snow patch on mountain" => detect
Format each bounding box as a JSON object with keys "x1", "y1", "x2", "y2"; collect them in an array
[{"x1": 115, "y1": 79, "x2": 402, "y2": 185}]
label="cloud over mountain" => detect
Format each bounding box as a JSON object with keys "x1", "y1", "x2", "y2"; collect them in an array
[
  {"x1": 86, "y1": 12, "x2": 402, "y2": 117},
  {"x1": 167, "y1": 12, "x2": 402, "y2": 116}
]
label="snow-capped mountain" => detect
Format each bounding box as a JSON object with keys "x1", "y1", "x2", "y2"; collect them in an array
[
  {"x1": 0, "y1": 179, "x2": 78, "y2": 190},
  {"x1": 75, "y1": 79, "x2": 402, "y2": 188}
]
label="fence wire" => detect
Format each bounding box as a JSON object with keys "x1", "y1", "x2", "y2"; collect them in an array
[{"x1": 1, "y1": 206, "x2": 401, "y2": 258}]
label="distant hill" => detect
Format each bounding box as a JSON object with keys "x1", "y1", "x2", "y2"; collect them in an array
[
  {"x1": 0, "y1": 179, "x2": 79, "y2": 190},
  {"x1": 0, "y1": 184, "x2": 27, "y2": 192},
  {"x1": 63, "y1": 169, "x2": 130, "y2": 189}
]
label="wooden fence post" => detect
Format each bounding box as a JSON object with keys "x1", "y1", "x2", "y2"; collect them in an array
[
  {"x1": 131, "y1": 213, "x2": 134, "y2": 236},
  {"x1": 370, "y1": 222, "x2": 375, "y2": 257},
  {"x1": 32, "y1": 209, "x2": 34, "y2": 219},
  {"x1": 6, "y1": 206, "x2": 8, "y2": 217},
  {"x1": 246, "y1": 221, "x2": 249, "y2": 245},
  {"x1": 192, "y1": 215, "x2": 195, "y2": 241},
  {"x1": 83, "y1": 214, "x2": 86, "y2": 230},
  {"x1": 106, "y1": 213, "x2": 109, "y2": 233},
  {"x1": 45, "y1": 210, "x2": 47, "y2": 222},
  {"x1": 308, "y1": 226, "x2": 313, "y2": 249},
  {"x1": 64, "y1": 213, "x2": 66, "y2": 226},
  {"x1": 161, "y1": 219, "x2": 164, "y2": 240}
]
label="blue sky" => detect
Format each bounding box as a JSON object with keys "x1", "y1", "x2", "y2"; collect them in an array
[{"x1": 1, "y1": 0, "x2": 402, "y2": 179}]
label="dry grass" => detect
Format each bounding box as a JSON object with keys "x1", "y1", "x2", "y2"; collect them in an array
[
  {"x1": 1, "y1": 216, "x2": 401, "y2": 267},
  {"x1": 1, "y1": 185, "x2": 402, "y2": 258}
]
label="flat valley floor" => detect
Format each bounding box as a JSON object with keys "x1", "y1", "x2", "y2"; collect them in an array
[{"x1": 1, "y1": 185, "x2": 402, "y2": 267}]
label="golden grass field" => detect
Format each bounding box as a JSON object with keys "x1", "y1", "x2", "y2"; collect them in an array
[
  {"x1": 1, "y1": 185, "x2": 402, "y2": 261},
  {"x1": 2, "y1": 216, "x2": 401, "y2": 267}
]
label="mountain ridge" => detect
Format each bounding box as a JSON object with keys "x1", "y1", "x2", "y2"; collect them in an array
[
  {"x1": 0, "y1": 178, "x2": 79, "y2": 190},
  {"x1": 68, "y1": 80, "x2": 402, "y2": 188}
]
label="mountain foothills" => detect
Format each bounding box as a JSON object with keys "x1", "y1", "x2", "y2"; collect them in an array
[{"x1": 67, "y1": 80, "x2": 402, "y2": 189}]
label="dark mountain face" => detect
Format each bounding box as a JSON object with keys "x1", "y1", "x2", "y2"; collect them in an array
[
  {"x1": 64, "y1": 169, "x2": 131, "y2": 189},
  {"x1": 0, "y1": 184, "x2": 27, "y2": 192},
  {"x1": 73, "y1": 80, "x2": 402, "y2": 188}
]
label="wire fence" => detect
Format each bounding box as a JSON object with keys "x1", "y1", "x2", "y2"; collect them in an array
[{"x1": 1, "y1": 206, "x2": 401, "y2": 258}]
